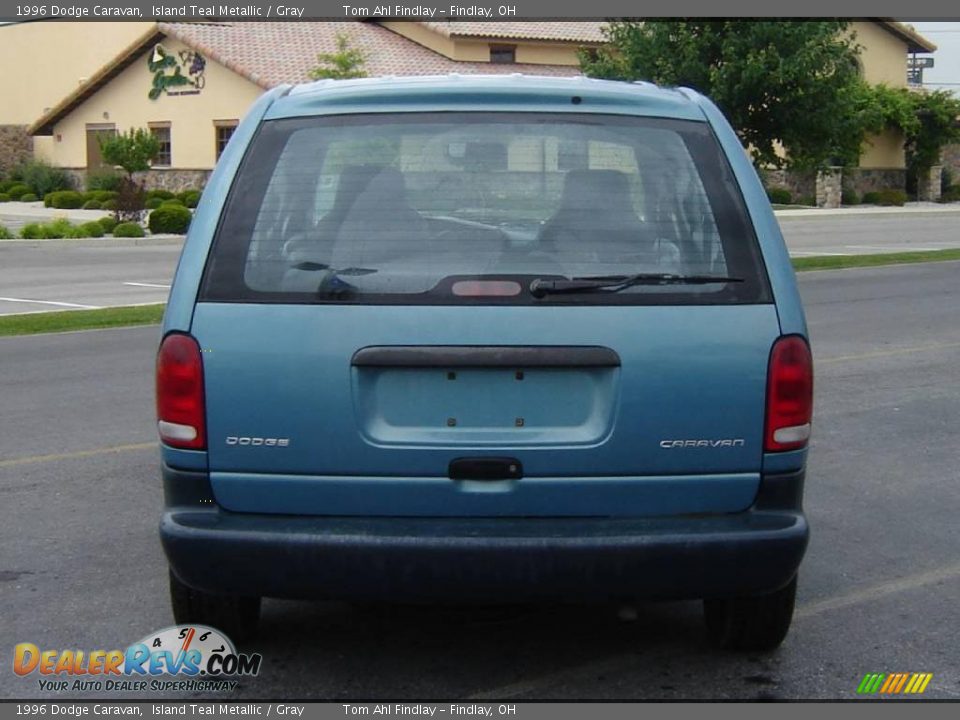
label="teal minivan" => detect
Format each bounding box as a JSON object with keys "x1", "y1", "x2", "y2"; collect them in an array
[{"x1": 157, "y1": 75, "x2": 812, "y2": 650}]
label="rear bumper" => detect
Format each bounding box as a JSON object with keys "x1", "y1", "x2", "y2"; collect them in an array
[{"x1": 161, "y1": 466, "x2": 809, "y2": 603}]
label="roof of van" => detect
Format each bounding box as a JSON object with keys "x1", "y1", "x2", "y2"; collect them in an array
[{"x1": 265, "y1": 75, "x2": 708, "y2": 122}]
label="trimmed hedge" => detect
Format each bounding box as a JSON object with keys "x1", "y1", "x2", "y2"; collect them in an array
[
  {"x1": 98, "y1": 216, "x2": 118, "y2": 234},
  {"x1": 160, "y1": 198, "x2": 185, "y2": 207},
  {"x1": 20, "y1": 193, "x2": 39, "y2": 202},
  {"x1": 145, "y1": 189, "x2": 175, "y2": 201},
  {"x1": 112, "y1": 222, "x2": 145, "y2": 238},
  {"x1": 0, "y1": 193, "x2": 10, "y2": 203},
  {"x1": 766, "y1": 187, "x2": 792, "y2": 205},
  {"x1": 841, "y1": 189, "x2": 860, "y2": 206},
  {"x1": 145, "y1": 197, "x2": 163, "y2": 210},
  {"x1": 876, "y1": 188, "x2": 907, "y2": 206},
  {"x1": 82, "y1": 199, "x2": 103, "y2": 210},
  {"x1": 148, "y1": 204, "x2": 192, "y2": 234},
  {"x1": 75, "y1": 221, "x2": 105, "y2": 238},
  {"x1": 48, "y1": 190, "x2": 86, "y2": 209},
  {"x1": 178, "y1": 189, "x2": 202, "y2": 208},
  {"x1": 6, "y1": 183, "x2": 31, "y2": 199},
  {"x1": 101, "y1": 199, "x2": 118, "y2": 211}
]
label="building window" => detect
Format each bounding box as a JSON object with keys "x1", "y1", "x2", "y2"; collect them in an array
[
  {"x1": 490, "y1": 45, "x2": 517, "y2": 64},
  {"x1": 149, "y1": 123, "x2": 171, "y2": 167},
  {"x1": 215, "y1": 121, "x2": 239, "y2": 160}
]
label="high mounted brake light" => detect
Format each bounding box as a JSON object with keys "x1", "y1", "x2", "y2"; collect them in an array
[
  {"x1": 765, "y1": 335, "x2": 813, "y2": 452},
  {"x1": 156, "y1": 334, "x2": 206, "y2": 450}
]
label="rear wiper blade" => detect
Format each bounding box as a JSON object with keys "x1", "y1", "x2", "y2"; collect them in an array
[
  {"x1": 529, "y1": 273, "x2": 743, "y2": 298},
  {"x1": 292, "y1": 262, "x2": 377, "y2": 276}
]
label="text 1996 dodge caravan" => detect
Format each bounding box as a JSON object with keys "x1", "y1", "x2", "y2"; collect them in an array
[{"x1": 157, "y1": 75, "x2": 812, "y2": 650}]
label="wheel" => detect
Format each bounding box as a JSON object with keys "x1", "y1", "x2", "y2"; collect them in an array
[
  {"x1": 168, "y1": 570, "x2": 261, "y2": 643},
  {"x1": 703, "y1": 575, "x2": 797, "y2": 651}
]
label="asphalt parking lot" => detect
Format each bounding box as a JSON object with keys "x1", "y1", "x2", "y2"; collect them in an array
[{"x1": 1, "y1": 260, "x2": 958, "y2": 700}]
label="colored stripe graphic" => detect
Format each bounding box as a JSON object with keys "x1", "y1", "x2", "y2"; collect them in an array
[{"x1": 858, "y1": 672, "x2": 932, "y2": 695}]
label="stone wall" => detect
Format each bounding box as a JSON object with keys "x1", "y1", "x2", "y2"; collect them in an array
[
  {"x1": 942, "y1": 144, "x2": 960, "y2": 185},
  {"x1": 61, "y1": 168, "x2": 210, "y2": 192},
  {"x1": 759, "y1": 168, "x2": 816, "y2": 203},
  {"x1": 843, "y1": 168, "x2": 906, "y2": 197},
  {"x1": 917, "y1": 166, "x2": 942, "y2": 202},
  {"x1": 0, "y1": 125, "x2": 33, "y2": 177},
  {"x1": 816, "y1": 167, "x2": 842, "y2": 209}
]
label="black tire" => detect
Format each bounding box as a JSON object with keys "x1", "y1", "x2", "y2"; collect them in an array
[
  {"x1": 168, "y1": 570, "x2": 261, "y2": 644},
  {"x1": 704, "y1": 575, "x2": 797, "y2": 651}
]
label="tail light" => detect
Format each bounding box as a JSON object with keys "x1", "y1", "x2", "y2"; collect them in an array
[
  {"x1": 765, "y1": 335, "x2": 813, "y2": 452},
  {"x1": 156, "y1": 333, "x2": 206, "y2": 450}
]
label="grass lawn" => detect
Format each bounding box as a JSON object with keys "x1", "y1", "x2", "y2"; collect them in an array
[
  {"x1": 792, "y1": 248, "x2": 960, "y2": 271},
  {"x1": 0, "y1": 304, "x2": 165, "y2": 337}
]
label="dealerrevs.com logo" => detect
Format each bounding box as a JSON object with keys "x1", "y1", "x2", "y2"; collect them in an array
[{"x1": 13, "y1": 626, "x2": 262, "y2": 693}]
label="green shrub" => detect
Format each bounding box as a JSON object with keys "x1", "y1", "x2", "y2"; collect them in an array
[
  {"x1": 6, "y1": 183, "x2": 31, "y2": 199},
  {"x1": 15, "y1": 160, "x2": 73, "y2": 196},
  {"x1": 44, "y1": 192, "x2": 55, "y2": 207},
  {"x1": 20, "y1": 223, "x2": 46, "y2": 239},
  {"x1": 799, "y1": 196, "x2": 816, "y2": 207},
  {"x1": 48, "y1": 190, "x2": 86, "y2": 209},
  {"x1": 112, "y1": 222, "x2": 145, "y2": 238},
  {"x1": 145, "y1": 197, "x2": 163, "y2": 210},
  {"x1": 841, "y1": 189, "x2": 860, "y2": 206},
  {"x1": 0, "y1": 180, "x2": 15, "y2": 194},
  {"x1": 0, "y1": 223, "x2": 13, "y2": 239},
  {"x1": 766, "y1": 187, "x2": 792, "y2": 205},
  {"x1": 88, "y1": 190, "x2": 118, "y2": 203},
  {"x1": 86, "y1": 170, "x2": 123, "y2": 192},
  {"x1": 19, "y1": 193, "x2": 39, "y2": 202},
  {"x1": 98, "y1": 216, "x2": 118, "y2": 234},
  {"x1": 160, "y1": 198, "x2": 185, "y2": 208},
  {"x1": 82, "y1": 199, "x2": 103, "y2": 210},
  {"x1": 861, "y1": 191, "x2": 881, "y2": 204},
  {"x1": 69, "y1": 220, "x2": 103, "y2": 238},
  {"x1": 145, "y1": 189, "x2": 175, "y2": 201},
  {"x1": 148, "y1": 204, "x2": 192, "y2": 234},
  {"x1": 178, "y1": 189, "x2": 202, "y2": 208},
  {"x1": 41, "y1": 218, "x2": 75, "y2": 239},
  {"x1": 0, "y1": 193, "x2": 10, "y2": 203},
  {"x1": 876, "y1": 188, "x2": 907, "y2": 206},
  {"x1": 101, "y1": 199, "x2": 118, "y2": 211},
  {"x1": 939, "y1": 185, "x2": 960, "y2": 203}
]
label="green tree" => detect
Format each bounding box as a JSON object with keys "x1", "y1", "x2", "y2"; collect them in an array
[
  {"x1": 98, "y1": 128, "x2": 158, "y2": 222},
  {"x1": 309, "y1": 34, "x2": 367, "y2": 80},
  {"x1": 581, "y1": 21, "x2": 864, "y2": 170},
  {"x1": 99, "y1": 128, "x2": 161, "y2": 177}
]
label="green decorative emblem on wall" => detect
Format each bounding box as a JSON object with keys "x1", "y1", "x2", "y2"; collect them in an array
[{"x1": 148, "y1": 44, "x2": 206, "y2": 100}]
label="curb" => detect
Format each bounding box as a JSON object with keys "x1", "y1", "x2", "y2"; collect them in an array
[{"x1": 0, "y1": 235, "x2": 184, "y2": 248}]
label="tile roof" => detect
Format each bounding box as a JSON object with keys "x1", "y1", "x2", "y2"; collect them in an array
[
  {"x1": 417, "y1": 21, "x2": 607, "y2": 43},
  {"x1": 159, "y1": 21, "x2": 586, "y2": 90}
]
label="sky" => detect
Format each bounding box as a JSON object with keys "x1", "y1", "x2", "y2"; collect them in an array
[{"x1": 910, "y1": 21, "x2": 960, "y2": 95}]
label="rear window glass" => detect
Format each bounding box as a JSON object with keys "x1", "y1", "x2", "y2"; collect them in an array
[{"x1": 201, "y1": 113, "x2": 770, "y2": 305}]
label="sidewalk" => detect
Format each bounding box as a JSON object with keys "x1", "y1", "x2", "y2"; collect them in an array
[{"x1": 775, "y1": 202, "x2": 960, "y2": 220}]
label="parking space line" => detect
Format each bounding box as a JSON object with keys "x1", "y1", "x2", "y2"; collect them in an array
[
  {"x1": 123, "y1": 282, "x2": 171, "y2": 289},
  {"x1": 795, "y1": 562, "x2": 960, "y2": 620},
  {"x1": 0, "y1": 296, "x2": 101, "y2": 309},
  {"x1": 0, "y1": 442, "x2": 157, "y2": 468},
  {"x1": 467, "y1": 562, "x2": 960, "y2": 700}
]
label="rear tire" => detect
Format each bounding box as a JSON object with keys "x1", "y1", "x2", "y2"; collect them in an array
[
  {"x1": 168, "y1": 570, "x2": 261, "y2": 643},
  {"x1": 704, "y1": 575, "x2": 797, "y2": 651}
]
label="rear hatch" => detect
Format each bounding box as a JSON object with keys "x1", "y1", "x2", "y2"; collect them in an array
[{"x1": 191, "y1": 110, "x2": 779, "y2": 518}]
